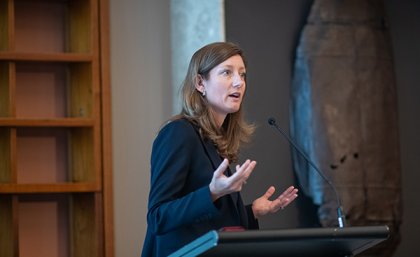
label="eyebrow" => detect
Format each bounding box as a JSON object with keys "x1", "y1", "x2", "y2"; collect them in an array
[{"x1": 219, "y1": 64, "x2": 246, "y2": 70}]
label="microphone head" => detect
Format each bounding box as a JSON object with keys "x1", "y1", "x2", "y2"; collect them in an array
[{"x1": 268, "y1": 117, "x2": 276, "y2": 126}]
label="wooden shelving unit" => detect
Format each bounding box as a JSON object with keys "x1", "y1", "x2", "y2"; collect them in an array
[{"x1": 0, "y1": 0, "x2": 113, "y2": 256}]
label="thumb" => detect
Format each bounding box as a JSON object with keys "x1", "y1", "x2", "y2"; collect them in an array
[
  {"x1": 263, "y1": 186, "x2": 276, "y2": 199},
  {"x1": 214, "y1": 158, "x2": 229, "y2": 178}
]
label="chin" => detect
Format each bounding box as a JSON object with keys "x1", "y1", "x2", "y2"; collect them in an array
[{"x1": 227, "y1": 107, "x2": 241, "y2": 114}]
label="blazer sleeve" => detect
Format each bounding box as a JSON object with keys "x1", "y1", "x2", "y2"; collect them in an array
[
  {"x1": 146, "y1": 120, "x2": 220, "y2": 235},
  {"x1": 245, "y1": 204, "x2": 259, "y2": 229}
]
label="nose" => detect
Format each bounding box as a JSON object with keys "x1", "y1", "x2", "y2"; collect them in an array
[{"x1": 233, "y1": 73, "x2": 244, "y2": 88}]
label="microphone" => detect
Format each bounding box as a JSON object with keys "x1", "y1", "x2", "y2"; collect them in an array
[{"x1": 268, "y1": 117, "x2": 346, "y2": 228}]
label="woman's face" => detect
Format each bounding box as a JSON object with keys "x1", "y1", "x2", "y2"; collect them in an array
[{"x1": 197, "y1": 54, "x2": 246, "y2": 126}]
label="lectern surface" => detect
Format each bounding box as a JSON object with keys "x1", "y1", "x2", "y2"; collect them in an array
[{"x1": 169, "y1": 225, "x2": 389, "y2": 257}]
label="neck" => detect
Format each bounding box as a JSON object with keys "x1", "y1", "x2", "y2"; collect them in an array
[{"x1": 211, "y1": 111, "x2": 226, "y2": 128}]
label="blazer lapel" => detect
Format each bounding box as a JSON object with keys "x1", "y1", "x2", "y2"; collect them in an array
[
  {"x1": 202, "y1": 139, "x2": 223, "y2": 170},
  {"x1": 188, "y1": 120, "x2": 244, "y2": 225}
]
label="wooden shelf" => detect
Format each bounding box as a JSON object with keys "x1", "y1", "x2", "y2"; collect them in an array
[
  {"x1": 0, "y1": 0, "x2": 113, "y2": 256},
  {"x1": 0, "y1": 118, "x2": 95, "y2": 127},
  {"x1": 0, "y1": 52, "x2": 94, "y2": 62},
  {"x1": 0, "y1": 183, "x2": 101, "y2": 194}
]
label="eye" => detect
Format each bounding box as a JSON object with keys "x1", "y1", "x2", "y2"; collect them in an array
[
  {"x1": 221, "y1": 69, "x2": 232, "y2": 76},
  {"x1": 240, "y1": 72, "x2": 247, "y2": 79}
]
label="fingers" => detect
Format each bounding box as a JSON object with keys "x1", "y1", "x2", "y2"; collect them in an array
[
  {"x1": 277, "y1": 186, "x2": 298, "y2": 209},
  {"x1": 263, "y1": 186, "x2": 276, "y2": 199},
  {"x1": 209, "y1": 159, "x2": 230, "y2": 201},
  {"x1": 283, "y1": 186, "x2": 297, "y2": 196},
  {"x1": 213, "y1": 158, "x2": 229, "y2": 178},
  {"x1": 280, "y1": 194, "x2": 298, "y2": 209},
  {"x1": 229, "y1": 159, "x2": 256, "y2": 187}
]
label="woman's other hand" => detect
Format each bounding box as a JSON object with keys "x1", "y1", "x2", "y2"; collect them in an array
[{"x1": 252, "y1": 186, "x2": 298, "y2": 219}]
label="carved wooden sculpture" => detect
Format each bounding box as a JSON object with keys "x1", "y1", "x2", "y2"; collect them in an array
[{"x1": 291, "y1": 0, "x2": 401, "y2": 255}]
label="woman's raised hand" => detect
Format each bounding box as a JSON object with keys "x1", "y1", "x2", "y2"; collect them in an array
[{"x1": 209, "y1": 158, "x2": 257, "y2": 201}]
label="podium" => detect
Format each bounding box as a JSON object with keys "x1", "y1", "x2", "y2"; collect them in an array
[{"x1": 169, "y1": 225, "x2": 389, "y2": 257}]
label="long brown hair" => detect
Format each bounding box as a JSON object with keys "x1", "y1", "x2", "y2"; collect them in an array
[{"x1": 176, "y1": 42, "x2": 255, "y2": 163}]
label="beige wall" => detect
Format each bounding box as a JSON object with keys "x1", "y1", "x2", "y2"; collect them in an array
[{"x1": 110, "y1": 0, "x2": 171, "y2": 256}]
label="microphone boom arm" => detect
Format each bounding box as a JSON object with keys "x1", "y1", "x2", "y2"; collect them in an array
[{"x1": 268, "y1": 117, "x2": 346, "y2": 228}]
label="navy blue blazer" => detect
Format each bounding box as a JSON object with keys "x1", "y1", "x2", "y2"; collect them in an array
[{"x1": 141, "y1": 119, "x2": 258, "y2": 257}]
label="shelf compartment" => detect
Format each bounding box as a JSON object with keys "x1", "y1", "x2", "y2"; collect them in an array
[
  {"x1": 0, "y1": 195, "x2": 17, "y2": 257},
  {"x1": 16, "y1": 128, "x2": 69, "y2": 184},
  {"x1": 69, "y1": 127, "x2": 96, "y2": 182},
  {"x1": 0, "y1": 0, "x2": 11, "y2": 51},
  {"x1": 68, "y1": 0, "x2": 95, "y2": 53},
  {"x1": 68, "y1": 62, "x2": 94, "y2": 118},
  {"x1": 0, "y1": 128, "x2": 15, "y2": 183},
  {"x1": 14, "y1": 0, "x2": 94, "y2": 54},
  {"x1": 15, "y1": 62, "x2": 93, "y2": 119},
  {"x1": 18, "y1": 194, "x2": 70, "y2": 257},
  {"x1": 14, "y1": 0, "x2": 67, "y2": 53},
  {"x1": 70, "y1": 193, "x2": 101, "y2": 257},
  {"x1": 0, "y1": 61, "x2": 14, "y2": 117},
  {"x1": 0, "y1": 193, "x2": 101, "y2": 257},
  {"x1": 15, "y1": 62, "x2": 68, "y2": 118},
  {"x1": 16, "y1": 127, "x2": 95, "y2": 184}
]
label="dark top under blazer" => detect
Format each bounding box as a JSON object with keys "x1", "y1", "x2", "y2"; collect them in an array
[{"x1": 141, "y1": 119, "x2": 258, "y2": 257}]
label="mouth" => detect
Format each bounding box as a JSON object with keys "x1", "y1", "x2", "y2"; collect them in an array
[{"x1": 228, "y1": 92, "x2": 241, "y2": 99}]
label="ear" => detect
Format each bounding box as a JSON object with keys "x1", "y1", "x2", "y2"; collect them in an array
[{"x1": 195, "y1": 74, "x2": 205, "y2": 94}]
